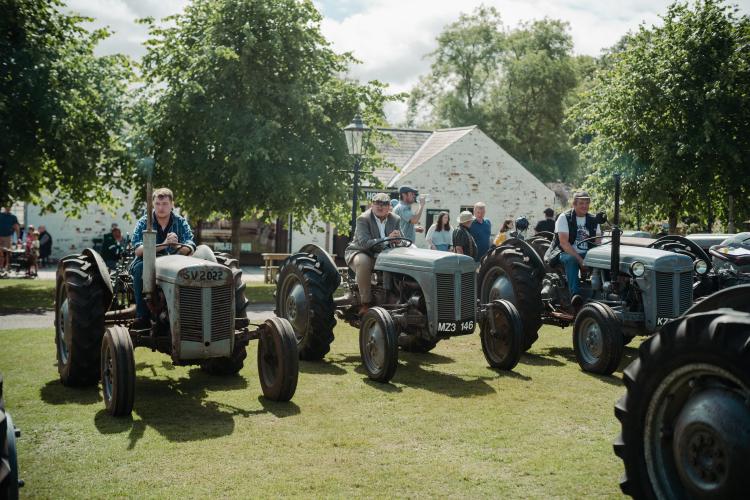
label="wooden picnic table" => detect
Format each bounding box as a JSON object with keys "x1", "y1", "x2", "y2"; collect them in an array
[{"x1": 261, "y1": 252, "x2": 291, "y2": 284}]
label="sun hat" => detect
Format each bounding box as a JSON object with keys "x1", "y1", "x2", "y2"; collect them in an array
[{"x1": 457, "y1": 211, "x2": 474, "y2": 224}]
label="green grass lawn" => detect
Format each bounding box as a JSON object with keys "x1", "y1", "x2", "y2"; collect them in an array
[
  {"x1": 0, "y1": 280, "x2": 275, "y2": 313},
  {"x1": 0, "y1": 321, "x2": 635, "y2": 498}
]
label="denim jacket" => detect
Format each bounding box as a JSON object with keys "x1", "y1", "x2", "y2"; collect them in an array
[{"x1": 131, "y1": 211, "x2": 196, "y2": 257}]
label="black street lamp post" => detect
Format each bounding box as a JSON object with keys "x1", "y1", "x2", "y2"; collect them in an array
[{"x1": 343, "y1": 114, "x2": 369, "y2": 236}]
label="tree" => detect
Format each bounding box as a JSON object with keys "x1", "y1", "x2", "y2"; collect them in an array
[
  {"x1": 570, "y1": 0, "x2": 750, "y2": 232},
  {"x1": 407, "y1": 9, "x2": 582, "y2": 182},
  {"x1": 0, "y1": 0, "x2": 134, "y2": 212},
  {"x1": 137, "y1": 0, "x2": 397, "y2": 258}
]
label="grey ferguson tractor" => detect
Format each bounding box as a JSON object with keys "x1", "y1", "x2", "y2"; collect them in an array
[
  {"x1": 54, "y1": 185, "x2": 299, "y2": 417},
  {"x1": 274, "y1": 238, "x2": 524, "y2": 383},
  {"x1": 613, "y1": 284, "x2": 750, "y2": 498},
  {"x1": 477, "y1": 174, "x2": 698, "y2": 375}
]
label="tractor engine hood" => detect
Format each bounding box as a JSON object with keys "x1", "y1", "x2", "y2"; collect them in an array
[
  {"x1": 155, "y1": 255, "x2": 233, "y2": 288},
  {"x1": 584, "y1": 245, "x2": 694, "y2": 274},
  {"x1": 374, "y1": 247, "x2": 476, "y2": 274}
]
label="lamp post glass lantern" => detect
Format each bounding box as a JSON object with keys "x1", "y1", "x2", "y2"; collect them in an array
[{"x1": 343, "y1": 114, "x2": 370, "y2": 235}]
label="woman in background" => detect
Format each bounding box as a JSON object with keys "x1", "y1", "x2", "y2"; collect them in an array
[
  {"x1": 425, "y1": 212, "x2": 452, "y2": 251},
  {"x1": 493, "y1": 219, "x2": 514, "y2": 246}
]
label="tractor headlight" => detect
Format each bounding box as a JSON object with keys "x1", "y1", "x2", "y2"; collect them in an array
[
  {"x1": 630, "y1": 261, "x2": 646, "y2": 277},
  {"x1": 694, "y1": 259, "x2": 708, "y2": 275}
]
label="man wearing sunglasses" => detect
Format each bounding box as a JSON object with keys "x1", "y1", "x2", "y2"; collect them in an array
[{"x1": 345, "y1": 193, "x2": 402, "y2": 315}]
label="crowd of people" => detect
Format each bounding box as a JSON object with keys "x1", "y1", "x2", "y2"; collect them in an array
[{"x1": 0, "y1": 207, "x2": 53, "y2": 277}]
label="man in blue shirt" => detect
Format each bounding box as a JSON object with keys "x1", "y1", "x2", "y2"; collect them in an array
[
  {"x1": 468, "y1": 202, "x2": 491, "y2": 261},
  {"x1": 393, "y1": 186, "x2": 425, "y2": 245},
  {"x1": 130, "y1": 188, "x2": 196, "y2": 328},
  {"x1": 0, "y1": 207, "x2": 20, "y2": 275}
]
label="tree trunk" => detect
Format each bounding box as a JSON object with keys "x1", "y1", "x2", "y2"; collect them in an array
[{"x1": 231, "y1": 213, "x2": 242, "y2": 260}]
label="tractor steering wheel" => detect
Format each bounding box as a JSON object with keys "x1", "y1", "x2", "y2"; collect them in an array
[
  {"x1": 366, "y1": 237, "x2": 414, "y2": 252},
  {"x1": 575, "y1": 235, "x2": 611, "y2": 251},
  {"x1": 156, "y1": 243, "x2": 193, "y2": 256}
]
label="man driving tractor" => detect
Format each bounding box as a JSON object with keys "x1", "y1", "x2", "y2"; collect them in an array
[
  {"x1": 345, "y1": 192, "x2": 401, "y2": 315},
  {"x1": 130, "y1": 187, "x2": 196, "y2": 328}
]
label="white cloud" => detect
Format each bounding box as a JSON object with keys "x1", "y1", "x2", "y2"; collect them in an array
[{"x1": 62, "y1": 0, "x2": 750, "y2": 124}]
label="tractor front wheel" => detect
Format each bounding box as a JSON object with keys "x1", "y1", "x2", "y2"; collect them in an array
[
  {"x1": 573, "y1": 302, "x2": 624, "y2": 375},
  {"x1": 359, "y1": 307, "x2": 399, "y2": 383},
  {"x1": 100, "y1": 326, "x2": 135, "y2": 417},
  {"x1": 480, "y1": 299, "x2": 523, "y2": 371},
  {"x1": 257, "y1": 317, "x2": 299, "y2": 402}
]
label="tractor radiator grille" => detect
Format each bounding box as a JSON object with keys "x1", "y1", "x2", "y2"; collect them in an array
[
  {"x1": 210, "y1": 285, "x2": 233, "y2": 341},
  {"x1": 678, "y1": 272, "x2": 692, "y2": 315},
  {"x1": 178, "y1": 285, "x2": 233, "y2": 343},
  {"x1": 436, "y1": 273, "x2": 455, "y2": 322},
  {"x1": 655, "y1": 272, "x2": 693, "y2": 318},
  {"x1": 460, "y1": 272, "x2": 475, "y2": 320},
  {"x1": 179, "y1": 287, "x2": 203, "y2": 342}
]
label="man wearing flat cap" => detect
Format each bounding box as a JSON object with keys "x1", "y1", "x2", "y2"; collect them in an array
[
  {"x1": 545, "y1": 191, "x2": 601, "y2": 302},
  {"x1": 393, "y1": 186, "x2": 425, "y2": 245},
  {"x1": 345, "y1": 193, "x2": 402, "y2": 314}
]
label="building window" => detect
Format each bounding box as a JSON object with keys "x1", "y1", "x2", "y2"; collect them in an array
[{"x1": 460, "y1": 205, "x2": 474, "y2": 215}]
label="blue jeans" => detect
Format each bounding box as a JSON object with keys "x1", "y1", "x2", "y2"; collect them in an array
[
  {"x1": 560, "y1": 252, "x2": 585, "y2": 295},
  {"x1": 130, "y1": 259, "x2": 149, "y2": 320}
]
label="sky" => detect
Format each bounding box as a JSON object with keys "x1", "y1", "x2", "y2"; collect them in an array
[{"x1": 65, "y1": 0, "x2": 750, "y2": 124}]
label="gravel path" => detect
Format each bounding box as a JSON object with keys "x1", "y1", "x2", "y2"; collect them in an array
[{"x1": 0, "y1": 303, "x2": 275, "y2": 330}]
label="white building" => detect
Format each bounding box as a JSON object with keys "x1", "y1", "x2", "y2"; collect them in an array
[{"x1": 293, "y1": 125, "x2": 556, "y2": 256}]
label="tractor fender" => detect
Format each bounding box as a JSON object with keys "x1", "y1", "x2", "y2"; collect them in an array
[
  {"x1": 682, "y1": 284, "x2": 750, "y2": 316},
  {"x1": 298, "y1": 244, "x2": 341, "y2": 289},
  {"x1": 81, "y1": 248, "x2": 114, "y2": 306},
  {"x1": 488, "y1": 238, "x2": 547, "y2": 279}
]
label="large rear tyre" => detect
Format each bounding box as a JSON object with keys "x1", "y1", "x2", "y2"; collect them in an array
[
  {"x1": 478, "y1": 245, "x2": 543, "y2": 351},
  {"x1": 480, "y1": 299, "x2": 523, "y2": 371},
  {"x1": 0, "y1": 375, "x2": 21, "y2": 500},
  {"x1": 55, "y1": 254, "x2": 108, "y2": 386},
  {"x1": 275, "y1": 252, "x2": 338, "y2": 361},
  {"x1": 359, "y1": 307, "x2": 399, "y2": 383},
  {"x1": 101, "y1": 326, "x2": 135, "y2": 417},
  {"x1": 614, "y1": 310, "x2": 750, "y2": 499},
  {"x1": 398, "y1": 334, "x2": 439, "y2": 353},
  {"x1": 257, "y1": 317, "x2": 299, "y2": 402},
  {"x1": 573, "y1": 302, "x2": 624, "y2": 375}
]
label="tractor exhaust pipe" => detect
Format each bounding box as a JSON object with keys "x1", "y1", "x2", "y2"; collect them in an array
[
  {"x1": 610, "y1": 174, "x2": 622, "y2": 290},
  {"x1": 142, "y1": 180, "x2": 156, "y2": 307}
]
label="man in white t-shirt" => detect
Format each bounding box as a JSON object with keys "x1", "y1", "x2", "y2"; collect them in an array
[{"x1": 550, "y1": 191, "x2": 601, "y2": 299}]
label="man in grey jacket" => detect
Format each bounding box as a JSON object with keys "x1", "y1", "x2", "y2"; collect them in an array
[{"x1": 345, "y1": 193, "x2": 401, "y2": 314}]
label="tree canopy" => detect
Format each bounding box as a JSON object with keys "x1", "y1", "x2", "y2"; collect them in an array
[
  {"x1": 0, "y1": 0, "x2": 133, "y2": 212},
  {"x1": 407, "y1": 7, "x2": 583, "y2": 182},
  {"x1": 136, "y1": 0, "x2": 397, "y2": 255},
  {"x1": 570, "y1": 0, "x2": 750, "y2": 231}
]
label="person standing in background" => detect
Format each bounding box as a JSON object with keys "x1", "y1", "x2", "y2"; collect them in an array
[
  {"x1": 425, "y1": 212, "x2": 452, "y2": 251},
  {"x1": 468, "y1": 202, "x2": 491, "y2": 261},
  {"x1": 534, "y1": 208, "x2": 556, "y2": 234},
  {"x1": 38, "y1": 225, "x2": 53, "y2": 267},
  {"x1": 393, "y1": 186, "x2": 425, "y2": 245}
]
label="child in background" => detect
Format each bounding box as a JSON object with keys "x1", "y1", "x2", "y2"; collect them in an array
[
  {"x1": 493, "y1": 219, "x2": 514, "y2": 246},
  {"x1": 27, "y1": 230, "x2": 40, "y2": 276}
]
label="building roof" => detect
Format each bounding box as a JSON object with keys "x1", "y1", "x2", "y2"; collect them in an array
[
  {"x1": 369, "y1": 128, "x2": 432, "y2": 187},
  {"x1": 367, "y1": 126, "x2": 476, "y2": 189}
]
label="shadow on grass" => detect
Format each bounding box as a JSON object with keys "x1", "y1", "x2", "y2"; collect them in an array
[
  {"x1": 40, "y1": 379, "x2": 101, "y2": 405},
  {"x1": 0, "y1": 282, "x2": 55, "y2": 312},
  {"x1": 94, "y1": 410, "x2": 146, "y2": 450},
  {"x1": 521, "y1": 352, "x2": 566, "y2": 367},
  {"x1": 299, "y1": 360, "x2": 347, "y2": 376}
]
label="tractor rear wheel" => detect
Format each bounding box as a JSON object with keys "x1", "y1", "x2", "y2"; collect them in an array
[
  {"x1": 359, "y1": 307, "x2": 399, "y2": 383},
  {"x1": 398, "y1": 334, "x2": 439, "y2": 353},
  {"x1": 101, "y1": 326, "x2": 135, "y2": 417},
  {"x1": 257, "y1": 317, "x2": 299, "y2": 402},
  {"x1": 55, "y1": 254, "x2": 108, "y2": 386},
  {"x1": 573, "y1": 302, "x2": 624, "y2": 375},
  {"x1": 480, "y1": 299, "x2": 523, "y2": 370},
  {"x1": 275, "y1": 253, "x2": 337, "y2": 361},
  {"x1": 614, "y1": 310, "x2": 750, "y2": 498},
  {"x1": 478, "y1": 245, "x2": 542, "y2": 351},
  {"x1": 0, "y1": 374, "x2": 21, "y2": 500}
]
